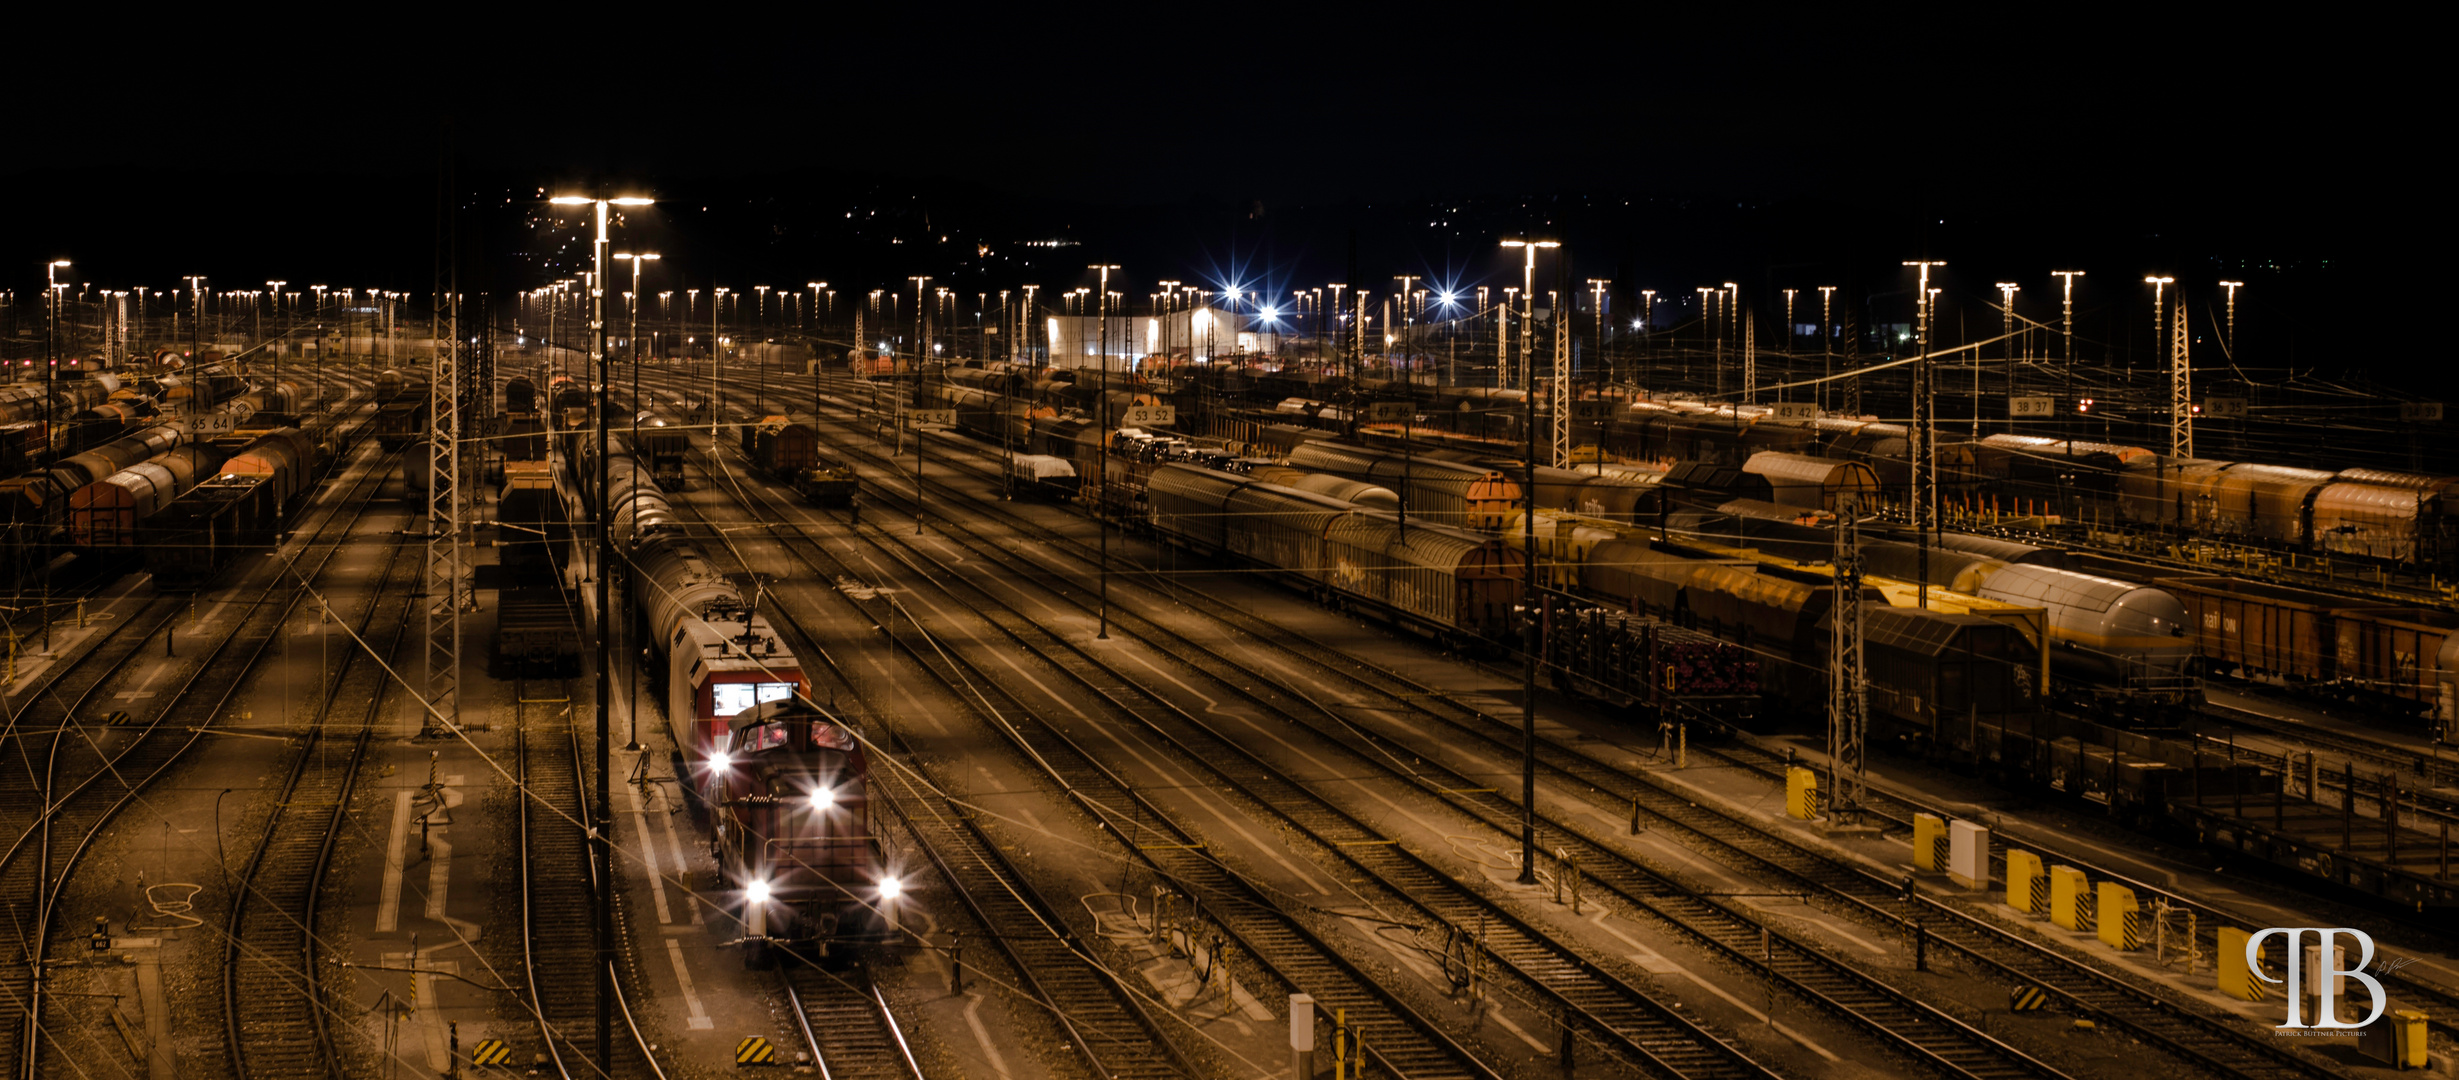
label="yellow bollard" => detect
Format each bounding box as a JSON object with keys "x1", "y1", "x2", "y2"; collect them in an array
[
  {"x1": 1785, "y1": 767, "x2": 1819, "y2": 820},
  {"x1": 2217, "y1": 927, "x2": 2266, "y2": 1001},
  {"x1": 2096, "y1": 882, "x2": 2142, "y2": 951},
  {"x1": 2006, "y1": 850, "x2": 2043, "y2": 914},
  {"x1": 2049, "y1": 866, "x2": 2090, "y2": 933},
  {"x1": 2392, "y1": 1009, "x2": 2429, "y2": 1068},
  {"x1": 1913, "y1": 813, "x2": 1947, "y2": 872}
]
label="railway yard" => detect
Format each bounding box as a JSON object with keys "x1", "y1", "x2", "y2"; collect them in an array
[{"x1": 6, "y1": 347, "x2": 2459, "y2": 1080}]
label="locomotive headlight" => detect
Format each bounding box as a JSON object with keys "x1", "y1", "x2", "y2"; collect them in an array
[
  {"x1": 707, "y1": 751, "x2": 731, "y2": 774},
  {"x1": 808, "y1": 787, "x2": 836, "y2": 811},
  {"x1": 745, "y1": 879, "x2": 771, "y2": 904},
  {"x1": 878, "y1": 876, "x2": 904, "y2": 900}
]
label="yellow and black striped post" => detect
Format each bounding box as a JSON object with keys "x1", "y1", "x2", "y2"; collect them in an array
[
  {"x1": 2009, "y1": 985, "x2": 2051, "y2": 1012},
  {"x1": 735, "y1": 1036, "x2": 777, "y2": 1066},
  {"x1": 469, "y1": 1039, "x2": 512, "y2": 1067}
]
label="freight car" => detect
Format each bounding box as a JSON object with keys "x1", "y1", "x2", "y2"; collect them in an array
[
  {"x1": 638, "y1": 427, "x2": 690, "y2": 489},
  {"x1": 790, "y1": 460, "x2": 858, "y2": 507},
  {"x1": 1286, "y1": 440, "x2": 1521, "y2": 530},
  {"x1": 2159, "y1": 575, "x2": 2459, "y2": 725},
  {"x1": 494, "y1": 459, "x2": 577, "y2": 676},
  {"x1": 502, "y1": 412, "x2": 548, "y2": 461},
  {"x1": 1004, "y1": 454, "x2": 1078, "y2": 500},
  {"x1": 1142, "y1": 463, "x2": 1522, "y2": 648},
  {"x1": 144, "y1": 475, "x2": 281, "y2": 589},
  {"x1": 140, "y1": 416, "x2": 347, "y2": 588},
  {"x1": 70, "y1": 445, "x2": 224, "y2": 549},
  {"x1": 617, "y1": 458, "x2": 893, "y2": 964},
  {"x1": 375, "y1": 395, "x2": 429, "y2": 450},
  {"x1": 1536, "y1": 604, "x2": 1760, "y2": 726}
]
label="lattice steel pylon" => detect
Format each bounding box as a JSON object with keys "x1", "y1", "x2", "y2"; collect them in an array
[
  {"x1": 2169, "y1": 298, "x2": 2193, "y2": 458},
  {"x1": 1740, "y1": 306, "x2": 1755, "y2": 405},
  {"x1": 1828, "y1": 496, "x2": 1868, "y2": 822},
  {"x1": 423, "y1": 292, "x2": 461, "y2": 737}
]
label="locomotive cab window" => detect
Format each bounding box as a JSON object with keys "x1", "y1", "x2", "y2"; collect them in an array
[
  {"x1": 713, "y1": 681, "x2": 796, "y2": 717},
  {"x1": 737, "y1": 721, "x2": 795, "y2": 754}
]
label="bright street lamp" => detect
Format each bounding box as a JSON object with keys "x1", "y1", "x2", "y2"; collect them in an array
[{"x1": 550, "y1": 190, "x2": 649, "y2": 1069}]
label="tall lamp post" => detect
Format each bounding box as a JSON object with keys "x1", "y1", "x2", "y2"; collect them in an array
[
  {"x1": 1088, "y1": 265, "x2": 1121, "y2": 638},
  {"x1": 1902, "y1": 261, "x2": 1946, "y2": 611},
  {"x1": 2218, "y1": 280, "x2": 2243, "y2": 356},
  {"x1": 1498, "y1": 237, "x2": 1557, "y2": 886},
  {"x1": 1993, "y1": 282, "x2": 2020, "y2": 434},
  {"x1": 549, "y1": 191, "x2": 650, "y2": 1071},
  {"x1": 39, "y1": 260, "x2": 68, "y2": 648},
  {"x1": 2143, "y1": 276, "x2": 2174, "y2": 374},
  {"x1": 710, "y1": 287, "x2": 729, "y2": 442}
]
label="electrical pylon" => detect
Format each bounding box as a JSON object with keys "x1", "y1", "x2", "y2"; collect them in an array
[
  {"x1": 2170, "y1": 298, "x2": 2193, "y2": 458},
  {"x1": 1828, "y1": 496, "x2": 1867, "y2": 822}
]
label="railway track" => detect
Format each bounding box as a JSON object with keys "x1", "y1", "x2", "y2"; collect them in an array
[
  {"x1": 1690, "y1": 733, "x2": 2459, "y2": 1045},
  {"x1": 638, "y1": 431, "x2": 1199, "y2": 1080},
  {"x1": 0, "y1": 441, "x2": 400, "y2": 1080},
  {"x1": 2194, "y1": 698, "x2": 2459, "y2": 811},
  {"x1": 778, "y1": 415, "x2": 2097, "y2": 1080},
  {"x1": 516, "y1": 666, "x2": 669, "y2": 1079},
  {"x1": 220, "y1": 511, "x2": 419, "y2": 1079},
  {"x1": 781, "y1": 963, "x2": 926, "y2": 1080},
  {"x1": 699, "y1": 440, "x2": 1654, "y2": 1080},
  {"x1": 828, "y1": 457, "x2": 2079, "y2": 1079},
  {"x1": 775, "y1": 396, "x2": 2353, "y2": 1080}
]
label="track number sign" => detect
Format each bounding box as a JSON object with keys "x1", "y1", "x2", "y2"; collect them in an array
[
  {"x1": 1122, "y1": 405, "x2": 1176, "y2": 427},
  {"x1": 909, "y1": 409, "x2": 957, "y2": 426},
  {"x1": 2009, "y1": 396, "x2": 2057, "y2": 418},
  {"x1": 2401, "y1": 402, "x2": 2445, "y2": 423},
  {"x1": 1768, "y1": 402, "x2": 1817, "y2": 421},
  {"x1": 189, "y1": 412, "x2": 238, "y2": 434},
  {"x1": 2203, "y1": 397, "x2": 2247, "y2": 418}
]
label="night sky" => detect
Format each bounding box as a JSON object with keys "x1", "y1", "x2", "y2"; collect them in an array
[{"x1": 3, "y1": 13, "x2": 2422, "y2": 388}]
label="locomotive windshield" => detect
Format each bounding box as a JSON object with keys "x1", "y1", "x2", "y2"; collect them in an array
[{"x1": 713, "y1": 681, "x2": 795, "y2": 716}]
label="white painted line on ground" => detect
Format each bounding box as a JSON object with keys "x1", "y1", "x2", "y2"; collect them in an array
[
  {"x1": 1484, "y1": 1003, "x2": 1553, "y2": 1053},
  {"x1": 664, "y1": 939, "x2": 715, "y2": 1030},
  {"x1": 379, "y1": 790, "x2": 411, "y2": 932},
  {"x1": 961, "y1": 994, "x2": 1016, "y2": 1080},
  {"x1": 626, "y1": 779, "x2": 672, "y2": 923},
  {"x1": 1584, "y1": 910, "x2": 1681, "y2": 973},
  {"x1": 1676, "y1": 969, "x2": 1838, "y2": 1060},
  {"x1": 656, "y1": 797, "x2": 705, "y2": 926}
]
